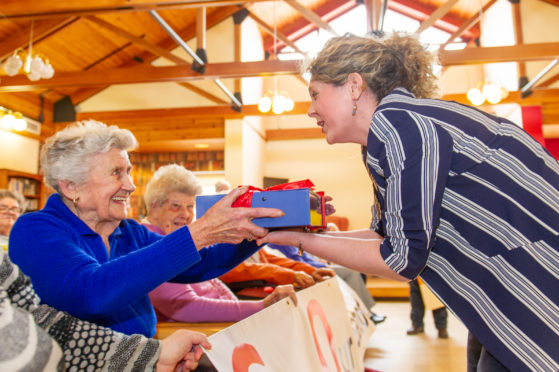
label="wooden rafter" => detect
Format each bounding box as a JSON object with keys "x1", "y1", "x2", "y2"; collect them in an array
[
  {"x1": 84, "y1": 15, "x2": 187, "y2": 65},
  {"x1": 2, "y1": 42, "x2": 558, "y2": 92},
  {"x1": 68, "y1": 5, "x2": 241, "y2": 105},
  {"x1": 283, "y1": 0, "x2": 338, "y2": 36},
  {"x1": 416, "y1": 0, "x2": 460, "y2": 34},
  {"x1": 439, "y1": 0, "x2": 497, "y2": 50},
  {"x1": 247, "y1": 10, "x2": 306, "y2": 56},
  {"x1": 439, "y1": 42, "x2": 559, "y2": 66},
  {"x1": 85, "y1": 15, "x2": 224, "y2": 103},
  {"x1": 0, "y1": 17, "x2": 79, "y2": 60},
  {"x1": 0, "y1": 60, "x2": 301, "y2": 92},
  {"x1": 0, "y1": 0, "x2": 267, "y2": 20},
  {"x1": 511, "y1": 1, "x2": 527, "y2": 79}
]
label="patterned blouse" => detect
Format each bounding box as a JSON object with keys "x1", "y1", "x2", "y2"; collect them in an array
[
  {"x1": 366, "y1": 88, "x2": 558, "y2": 371},
  {"x1": 0, "y1": 250, "x2": 160, "y2": 371}
]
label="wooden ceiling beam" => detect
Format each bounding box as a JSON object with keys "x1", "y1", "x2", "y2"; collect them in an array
[
  {"x1": 416, "y1": 0, "x2": 460, "y2": 34},
  {"x1": 3, "y1": 42, "x2": 558, "y2": 92},
  {"x1": 85, "y1": 14, "x2": 225, "y2": 103},
  {"x1": 284, "y1": 0, "x2": 338, "y2": 36},
  {"x1": 439, "y1": 42, "x2": 559, "y2": 66},
  {"x1": 69, "y1": 5, "x2": 241, "y2": 105},
  {"x1": 0, "y1": 0, "x2": 266, "y2": 20},
  {"x1": 511, "y1": 1, "x2": 527, "y2": 80},
  {"x1": 178, "y1": 83, "x2": 227, "y2": 104},
  {"x1": 76, "y1": 89, "x2": 559, "y2": 122},
  {"x1": 247, "y1": 10, "x2": 306, "y2": 56},
  {"x1": 0, "y1": 17, "x2": 79, "y2": 60},
  {"x1": 0, "y1": 60, "x2": 300, "y2": 91},
  {"x1": 84, "y1": 15, "x2": 187, "y2": 65},
  {"x1": 440, "y1": 0, "x2": 497, "y2": 50},
  {"x1": 77, "y1": 101, "x2": 311, "y2": 123}
]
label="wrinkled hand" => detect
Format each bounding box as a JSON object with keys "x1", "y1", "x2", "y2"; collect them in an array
[
  {"x1": 156, "y1": 330, "x2": 211, "y2": 372},
  {"x1": 293, "y1": 271, "x2": 315, "y2": 289},
  {"x1": 311, "y1": 268, "x2": 335, "y2": 282},
  {"x1": 189, "y1": 186, "x2": 284, "y2": 249},
  {"x1": 263, "y1": 284, "x2": 297, "y2": 307}
]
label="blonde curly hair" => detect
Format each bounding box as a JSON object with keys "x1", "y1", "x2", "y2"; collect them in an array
[{"x1": 305, "y1": 32, "x2": 440, "y2": 100}]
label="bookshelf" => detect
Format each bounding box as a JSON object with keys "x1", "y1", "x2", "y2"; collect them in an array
[
  {"x1": 0, "y1": 169, "x2": 43, "y2": 212},
  {"x1": 128, "y1": 150, "x2": 224, "y2": 219}
]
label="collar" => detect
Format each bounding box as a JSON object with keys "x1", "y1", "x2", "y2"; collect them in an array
[{"x1": 44, "y1": 194, "x2": 123, "y2": 239}]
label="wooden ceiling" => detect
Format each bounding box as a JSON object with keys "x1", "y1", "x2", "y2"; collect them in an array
[{"x1": 1, "y1": 0, "x2": 558, "y2": 148}]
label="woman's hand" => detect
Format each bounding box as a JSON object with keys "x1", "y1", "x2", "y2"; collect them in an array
[
  {"x1": 156, "y1": 329, "x2": 211, "y2": 372},
  {"x1": 311, "y1": 268, "x2": 335, "y2": 282},
  {"x1": 263, "y1": 284, "x2": 297, "y2": 307},
  {"x1": 189, "y1": 186, "x2": 284, "y2": 249},
  {"x1": 293, "y1": 271, "x2": 315, "y2": 289}
]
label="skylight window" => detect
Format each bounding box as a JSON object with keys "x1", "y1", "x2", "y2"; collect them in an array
[{"x1": 278, "y1": 4, "x2": 466, "y2": 61}]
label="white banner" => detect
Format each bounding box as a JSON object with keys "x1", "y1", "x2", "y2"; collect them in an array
[{"x1": 205, "y1": 277, "x2": 375, "y2": 372}]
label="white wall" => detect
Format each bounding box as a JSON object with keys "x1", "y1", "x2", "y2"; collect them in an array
[
  {"x1": 0, "y1": 131, "x2": 40, "y2": 174},
  {"x1": 265, "y1": 139, "x2": 374, "y2": 230}
]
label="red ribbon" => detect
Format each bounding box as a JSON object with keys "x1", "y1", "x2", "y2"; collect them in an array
[{"x1": 232, "y1": 179, "x2": 316, "y2": 208}]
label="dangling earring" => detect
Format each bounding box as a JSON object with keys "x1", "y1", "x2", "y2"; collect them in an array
[
  {"x1": 73, "y1": 196, "x2": 79, "y2": 211},
  {"x1": 352, "y1": 102, "x2": 357, "y2": 116}
]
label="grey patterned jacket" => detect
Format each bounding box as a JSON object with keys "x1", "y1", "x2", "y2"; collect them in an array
[{"x1": 0, "y1": 250, "x2": 160, "y2": 371}]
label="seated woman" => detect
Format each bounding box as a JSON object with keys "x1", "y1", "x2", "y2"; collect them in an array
[
  {"x1": 219, "y1": 245, "x2": 335, "y2": 295},
  {"x1": 143, "y1": 164, "x2": 297, "y2": 323},
  {"x1": 9, "y1": 120, "x2": 283, "y2": 338},
  {"x1": 0, "y1": 189, "x2": 24, "y2": 248}
]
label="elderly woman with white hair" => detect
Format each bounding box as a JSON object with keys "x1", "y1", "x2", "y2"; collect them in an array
[
  {"x1": 142, "y1": 164, "x2": 296, "y2": 324},
  {"x1": 9, "y1": 121, "x2": 283, "y2": 343}
]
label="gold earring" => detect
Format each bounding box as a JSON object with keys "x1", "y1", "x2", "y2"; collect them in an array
[
  {"x1": 352, "y1": 102, "x2": 357, "y2": 116},
  {"x1": 73, "y1": 196, "x2": 79, "y2": 210}
]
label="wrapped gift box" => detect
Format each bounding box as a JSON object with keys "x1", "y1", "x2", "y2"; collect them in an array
[{"x1": 196, "y1": 187, "x2": 326, "y2": 229}]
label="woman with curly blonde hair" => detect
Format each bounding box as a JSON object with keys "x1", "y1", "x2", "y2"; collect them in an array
[{"x1": 260, "y1": 32, "x2": 559, "y2": 371}]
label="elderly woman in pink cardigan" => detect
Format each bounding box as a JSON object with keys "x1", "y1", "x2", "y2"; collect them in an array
[{"x1": 142, "y1": 164, "x2": 296, "y2": 322}]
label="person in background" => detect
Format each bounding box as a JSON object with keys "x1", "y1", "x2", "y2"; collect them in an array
[
  {"x1": 219, "y1": 246, "x2": 335, "y2": 294},
  {"x1": 9, "y1": 120, "x2": 284, "y2": 338},
  {"x1": 214, "y1": 179, "x2": 231, "y2": 194},
  {"x1": 0, "y1": 189, "x2": 24, "y2": 248},
  {"x1": 406, "y1": 278, "x2": 448, "y2": 338},
  {"x1": 258, "y1": 32, "x2": 559, "y2": 371},
  {"x1": 0, "y1": 249, "x2": 210, "y2": 371},
  {"x1": 142, "y1": 164, "x2": 297, "y2": 323}
]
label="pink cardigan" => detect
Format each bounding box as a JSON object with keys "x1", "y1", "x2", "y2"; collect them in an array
[
  {"x1": 149, "y1": 280, "x2": 264, "y2": 322},
  {"x1": 143, "y1": 222, "x2": 264, "y2": 322}
]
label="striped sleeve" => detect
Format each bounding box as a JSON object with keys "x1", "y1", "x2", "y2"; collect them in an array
[{"x1": 368, "y1": 108, "x2": 453, "y2": 278}]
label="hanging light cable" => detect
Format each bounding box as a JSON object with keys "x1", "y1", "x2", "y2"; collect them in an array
[
  {"x1": 1, "y1": 20, "x2": 54, "y2": 81},
  {"x1": 258, "y1": 0, "x2": 294, "y2": 114}
]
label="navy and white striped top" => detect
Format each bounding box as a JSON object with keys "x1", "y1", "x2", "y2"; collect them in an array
[{"x1": 366, "y1": 88, "x2": 559, "y2": 371}]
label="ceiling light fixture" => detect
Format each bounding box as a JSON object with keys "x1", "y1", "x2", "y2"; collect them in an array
[
  {"x1": 0, "y1": 107, "x2": 27, "y2": 132},
  {"x1": 466, "y1": 81, "x2": 508, "y2": 106},
  {"x1": 2, "y1": 21, "x2": 54, "y2": 81}
]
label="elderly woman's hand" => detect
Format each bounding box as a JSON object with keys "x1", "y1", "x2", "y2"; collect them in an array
[
  {"x1": 311, "y1": 267, "x2": 335, "y2": 282},
  {"x1": 188, "y1": 186, "x2": 284, "y2": 249},
  {"x1": 263, "y1": 284, "x2": 297, "y2": 307}
]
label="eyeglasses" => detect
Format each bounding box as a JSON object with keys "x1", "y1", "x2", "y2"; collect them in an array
[{"x1": 0, "y1": 205, "x2": 21, "y2": 214}]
